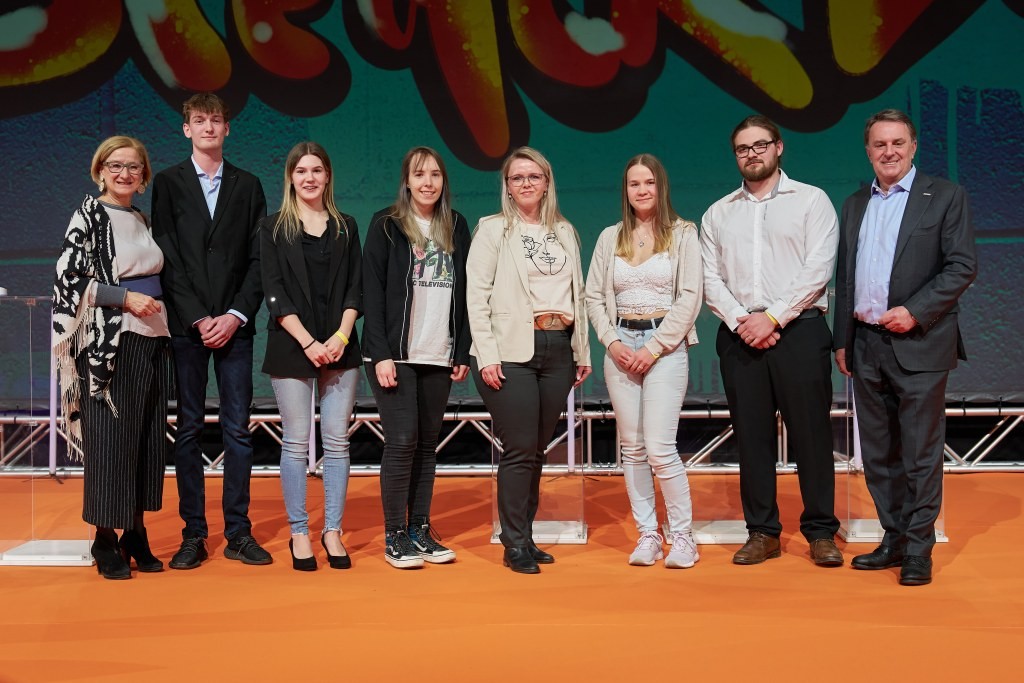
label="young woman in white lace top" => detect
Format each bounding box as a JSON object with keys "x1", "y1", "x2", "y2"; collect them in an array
[{"x1": 585, "y1": 154, "x2": 703, "y2": 568}]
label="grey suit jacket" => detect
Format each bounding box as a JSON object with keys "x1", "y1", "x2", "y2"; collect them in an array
[{"x1": 833, "y1": 171, "x2": 977, "y2": 372}]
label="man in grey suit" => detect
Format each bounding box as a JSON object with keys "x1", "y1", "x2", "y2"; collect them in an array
[{"x1": 833, "y1": 109, "x2": 977, "y2": 586}]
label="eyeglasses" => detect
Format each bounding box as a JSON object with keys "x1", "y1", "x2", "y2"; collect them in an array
[
  {"x1": 733, "y1": 140, "x2": 776, "y2": 158},
  {"x1": 103, "y1": 161, "x2": 144, "y2": 176},
  {"x1": 507, "y1": 173, "x2": 547, "y2": 187}
]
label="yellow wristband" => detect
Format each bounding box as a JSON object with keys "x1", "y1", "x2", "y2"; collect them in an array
[
  {"x1": 334, "y1": 330, "x2": 349, "y2": 345},
  {"x1": 764, "y1": 311, "x2": 779, "y2": 327},
  {"x1": 650, "y1": 351, "x2": 661, "y2": 360}
]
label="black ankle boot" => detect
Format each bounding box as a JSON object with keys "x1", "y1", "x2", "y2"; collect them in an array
[
  {"x1": 92, "y1": 527, "x2": 131, "y2": 580},
  {"x1": 120, "y1": 527, "x2": 164, "y2": 572}
]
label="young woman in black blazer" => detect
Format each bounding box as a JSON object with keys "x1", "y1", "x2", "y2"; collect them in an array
[
  {"x1": 362, "y1": 146, "x2": 471, "y2": 569},
  {"x1": 260, "y1": 141, "x2": 362, "y2": 571}
]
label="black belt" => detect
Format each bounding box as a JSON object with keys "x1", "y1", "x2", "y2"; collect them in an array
[
  {"x1": 617, "y1": 316, "x2": 664, "y2": 330},
  {"x1": 856, "y1": 320, "x2": 889, "y2": 334}
]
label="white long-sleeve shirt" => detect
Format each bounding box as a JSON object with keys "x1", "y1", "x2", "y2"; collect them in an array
[{"x1": 700, "y1": 170, "x2": 838, "y2": 331}]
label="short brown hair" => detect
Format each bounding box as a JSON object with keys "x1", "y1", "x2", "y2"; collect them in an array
[
  {"x1": 863, "y1": 108, "x2": 917, "y2": 145},
  {"x1": 90, "y1": 136, "x2": 153, "y2": 191},
  {"x1": 731, "y1": 114, "x2": 782, "y2": 147},
  {"x1": 182, "y1": 93, "x2": 230, "y2": 124}
]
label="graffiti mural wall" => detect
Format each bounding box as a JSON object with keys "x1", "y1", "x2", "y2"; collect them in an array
[{"x1": 1, "y1": 0, "x2": 1021, "y2": 402}]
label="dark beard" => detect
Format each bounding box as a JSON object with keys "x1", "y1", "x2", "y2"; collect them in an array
[{"x1": 741, "y1": 158, "x2": 777, "y2": 182}]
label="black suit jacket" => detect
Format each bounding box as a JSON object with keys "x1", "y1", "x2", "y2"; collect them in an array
[
  {"x1": 260, "y1": 212, "x2": 363, "y2": 378},
  {"x1": 151, "y1": 158, "x2": 267, "y2": 337},
  {"x1": 834, "y1": 171, "x2": 977, "y2": 372}
]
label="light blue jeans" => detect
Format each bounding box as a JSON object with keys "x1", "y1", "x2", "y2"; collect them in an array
[
  {"x1": 270, "y1": 367, "x2": 359, "y2": 535},
  {"x1": 604, "y1": 327, "x2": 694, "y2": 535}
]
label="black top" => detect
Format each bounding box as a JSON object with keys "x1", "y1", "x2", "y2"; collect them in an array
[
  {"x1": 361, "y1": 209, "x2": 472, "y2": 366},
  {"x1": 260, "y1": 212, "x2": 362, "y2": 378},
  {"x1": 301, "y1": 229, "x2": 332, "y2": 340}
]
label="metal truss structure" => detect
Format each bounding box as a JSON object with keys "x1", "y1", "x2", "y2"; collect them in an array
[{"x1": 3, "y1": 404, "x2": 1022, "y2": 476}]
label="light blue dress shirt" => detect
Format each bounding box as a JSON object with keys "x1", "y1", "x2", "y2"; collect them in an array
[
  {"x1": 190, "y1": 157, "x2": 247, "y2": 326},
  {"x1": 854, "y1": 166, "x2": 917, "y2": 324}
]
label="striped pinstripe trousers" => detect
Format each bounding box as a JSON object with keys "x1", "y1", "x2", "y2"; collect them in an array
[{"x1": 76, "y1": 332, "x2": 171, "y2": 530}]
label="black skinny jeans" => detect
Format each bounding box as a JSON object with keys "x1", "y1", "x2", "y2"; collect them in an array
[{"x1": 366, "y1": 362, "x2": 453, "y2": 530}]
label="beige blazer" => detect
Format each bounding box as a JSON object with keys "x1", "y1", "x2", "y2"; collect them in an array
[
  {"x1": 467, "y1": 214, "x2": 591, "y2": 368},
  {"x1": 585, "y1": 218, "x2": 702, "y2": 357}
]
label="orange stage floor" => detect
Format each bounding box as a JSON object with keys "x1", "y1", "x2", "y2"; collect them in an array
[{"x1": 1, "y1": 473, "x2": 1021, "y2": 682}]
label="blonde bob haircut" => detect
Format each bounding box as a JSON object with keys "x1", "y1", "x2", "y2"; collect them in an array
[
  {"x1": 616, "y1": 153, "x2": 679, "y2": 259},
  {"x1": 498, "y1": 146, "x2": 566, "y2": 230},
  {"x1": 273, "y1": 141, "x2": 346, "y2": 243},
  {"x1": 90, "y1": 135, "x2": 153, "y2": 193}
]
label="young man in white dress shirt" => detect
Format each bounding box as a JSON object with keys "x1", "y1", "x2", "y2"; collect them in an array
[{"x1": 700, "y1": 115, "x2": 843, "y2": 567}]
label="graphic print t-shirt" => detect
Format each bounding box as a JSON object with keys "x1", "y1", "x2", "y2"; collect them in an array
[{"x1": 402, "y1": 216, "x2": 454, "y2": 366}]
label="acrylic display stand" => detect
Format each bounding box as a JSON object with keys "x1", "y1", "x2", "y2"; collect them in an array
[
  {"x1": 491, "y1": 387, "x2": 587, "y2": 544},
  {"x1": 0, "y1": 296, "x2": 93, "y2": 567}
]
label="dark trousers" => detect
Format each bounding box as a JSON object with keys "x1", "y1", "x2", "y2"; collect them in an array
[
  {"x1": 171, "y1": 334, "x2": 254, "y2": 541},
  {"x1": 716, "y1": 315, "x2": 839, "y2": 540},
  {"x1": 852, "y1": 327, "x2": 948, "y2": 556},
  {"x1": 366, "y1": 362, "x2": 453, "y2": 530},
  {"x1": 472, "y1": 330, "x2": 576, "y2": 548},
  {"x1": 78, "y1": 332, "x2": 169, "y2": 530}
]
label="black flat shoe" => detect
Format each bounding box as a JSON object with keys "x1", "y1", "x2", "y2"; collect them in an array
[
  {"x1": 321, "y1": 533, "x2": 351, "y2": 570},
  {"x1": 899, "y1": 555, "x2": 933, "y2": 586},
  {"x1": 851, "y1": 544, "x2": 904, "y2": 570},
  {"x1": 528, "y1": 541, "x2": 554, "y2": 564},
  {"x1": 290, "y1": 539, "x2": 317, "y2": 572},
  {"x1": 503, "y1": 546, "x2": 540, "y2": 574},
  {"x1": 92, "y1": 528, "x2": 131, "y2": 580},
  {"x1": 119, "y1": 528, "x2": 164, "y2": 572}
]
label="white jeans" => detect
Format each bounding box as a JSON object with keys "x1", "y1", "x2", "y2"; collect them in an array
[{"x1": 605, "y1": 326, "x2": 693, "y2": 535}]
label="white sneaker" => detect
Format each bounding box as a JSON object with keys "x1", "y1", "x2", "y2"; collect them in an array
[
  {"x1": 628, "y1": 532, "x2": 664, "y2": 566},
  {"x1": 665, "y1": 532, "x2": 699, "y2": 569}
]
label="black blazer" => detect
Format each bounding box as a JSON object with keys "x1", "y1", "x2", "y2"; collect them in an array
[
  {"x1": 151, "y1": 158, "x2": 267, "y2": 337},
  {"x1": 834, "y1": 171, "x2": 977, "y2": 372},
  {"x1": 260, "y1": 212, "x2": 363, "y2": 378},
  {"x1": 361, "y1": 209, "x2": 472, "y2": 366}
]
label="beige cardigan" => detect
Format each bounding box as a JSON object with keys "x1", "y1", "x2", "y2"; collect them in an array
[
  {"x1": 585, "y1": 218, "x2": 702, "y2": 357},
  {"x1": 467, "y1": 214, "x2": 591, "y2": 368}
]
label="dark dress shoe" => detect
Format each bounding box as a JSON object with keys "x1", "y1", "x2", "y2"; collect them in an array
[
  {"x1": 119, "y1": 528, "x2": 164, "y2": 572},
  {"x1": 169, "y1": 537, "x2": 209, "y2": 570},
  {"x1": 809, "y1": 538, "x2": 844, "y2": 567},
  {"x1": 321, "y1": 533, "x2": 351, "y2": 570},
  {"x1": 899, "y1": 555, "x2": 933, "y2": 586},
  {"x1": 851, "y1": 544, "x2": 904, "y2": 570},
  {"x1": 224, "y1": 535, "x2": 273, "y2": 565},
  {"x1": 289, "y1": 539, "x2": 317, "y2": 572},
  {"x1": 92, "y1": 528, "x2": 131, "y2": 580},
  {"x1": 503, "y1": 546, "x2": 540, "y2": 574},
  {"x1": 732, "y1": 531, "x2": 781, "y2": 565},
  {"x1": 528, "y1": 541, "x2": 554, "y2": 564}
]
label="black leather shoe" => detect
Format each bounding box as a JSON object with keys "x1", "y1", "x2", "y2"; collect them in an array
[
  {"x1": 169, "y1": 536, "x2": 208, "y2": 570},
  {"x1": 528, "y1": 541, "x2": 554, "y2": 564},
  {"x1": 119, "y1": 528, "x2": 164, "y2": 572},
  {"x1": 92, "y1": 528, "x2": 131, "y2": 580},
  {"x1": 321, "y1": 532, "x2": 351, "y2": 570},
  {"x1": 503, "y1": 546, "x2": 540, "y2": 574},
  {"x1": 899, "y1": 555, "x2": 933, "y2": 586},
  {"x1": 225, "y1": 535, "x2": 273, "y2": 565},
  {"x1": 289, "y1": 538, "x2": 317, "y2": 572},
  {"x1": 851, "y1": 544, "x2": 904, "y2": 570}
]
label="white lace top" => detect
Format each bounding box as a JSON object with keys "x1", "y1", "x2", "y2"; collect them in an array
[{"x1": 613, "y1": 253, "x2": 673, "y2": 315}]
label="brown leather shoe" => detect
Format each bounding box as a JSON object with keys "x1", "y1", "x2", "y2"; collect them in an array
[
  {"x1": 732, "y1": 532, "x2": 781, "y2": 565},
  {"x1": 809, "y1": 538, "x2": 844, "y2": 567}
]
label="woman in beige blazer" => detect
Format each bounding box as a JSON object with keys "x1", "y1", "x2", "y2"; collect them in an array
[
  {"x1": 467, "y1": 147, "x2": 591, "y2": 574},
  {"x1": 585, "y1": 154, "x2": 703, "y2": 569}
]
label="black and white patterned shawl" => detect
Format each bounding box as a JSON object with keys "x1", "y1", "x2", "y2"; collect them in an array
[{"x1": 52, "y1": 195, "x2": 122, "y2": 458}]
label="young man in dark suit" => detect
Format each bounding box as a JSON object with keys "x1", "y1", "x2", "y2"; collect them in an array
[
  {"x1": 151, "y1": 93, "x2": 271, "y2": 569},
  {"x1": 834, "y1": 109, "x2": 977, "y2": 586}
]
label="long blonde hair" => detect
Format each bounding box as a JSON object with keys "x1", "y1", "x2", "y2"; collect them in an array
[
  {"x1": 616, "y1": 153, "x2": 678, "y2": 259},
  {"x1": 385, "y1": 146, "x2": 454, "y2": 253},
  {"x1": 274, "y1": 141, "x2": 346, "y2": 243},
  {"x1": 498, "y1": 147, "x2": 566, "y2": 230}
]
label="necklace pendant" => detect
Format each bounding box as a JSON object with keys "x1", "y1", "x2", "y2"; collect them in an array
[{"x1": 638, "y1": 238, "x2": 645, "y2": 247}]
